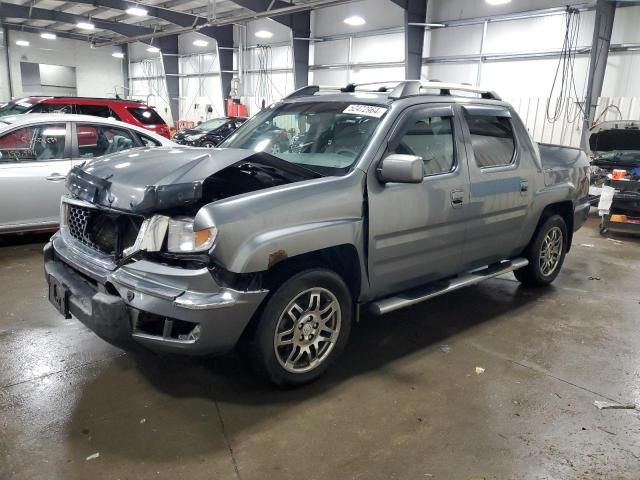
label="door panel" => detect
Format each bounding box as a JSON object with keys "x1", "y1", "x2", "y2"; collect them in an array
[
  {"x1": 459, "y1": 105, "x2": 533, "y2": 270},
  {"x1": 367, "y1": 105, "x2": 472, "y2": 298},
  {"x1": 0, "y1": 123, "x2": 71, "y2": 230}
]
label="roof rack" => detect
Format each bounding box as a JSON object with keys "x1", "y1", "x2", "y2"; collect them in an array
[
  {"x1": 47, "y1": 96, "x2": 146, "y2": 103},
  {"x1": 282, "y1": 80, "x2": 501, "y2": 101},
  {"x1": 388, "y1": 81, "x2": 501, "y2": 100}
]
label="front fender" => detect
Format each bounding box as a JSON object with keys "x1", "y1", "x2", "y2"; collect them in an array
[{"x1": 227, "y1": 218, "x2": 364, "y2": 272}]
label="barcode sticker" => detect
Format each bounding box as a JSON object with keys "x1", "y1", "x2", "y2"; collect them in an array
[{"x1": 343, "y1": 104, "x2": 387, "y2": 118}]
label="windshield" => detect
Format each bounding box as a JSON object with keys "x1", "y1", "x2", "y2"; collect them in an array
[
  {"x1": 196, "y1": 118, "x2": 228, "y2": 131},
  {"x1": 0, "y1": 100, "x2": 34, "y2": 117},
  {"x1": 220, "y1": 102, "x2": 387, "y2": 175}
]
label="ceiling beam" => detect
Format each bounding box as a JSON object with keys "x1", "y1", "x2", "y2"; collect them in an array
[
  {"x1": 227, "y1": 0, "x2": 294, "y2": 27},
  {"x1": 3, "y1": 22, "x2": 114, "y2": 42},
  {"x1": 67, "y1": 0, "x2": 209, "y2": 28},
  {"x1": 1, "y1": 3, "x2": 157, "y2": 37}
]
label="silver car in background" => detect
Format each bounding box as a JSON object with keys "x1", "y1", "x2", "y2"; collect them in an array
[{"x1": 0, "y1": 114, "x2": 175, "y2": 233}]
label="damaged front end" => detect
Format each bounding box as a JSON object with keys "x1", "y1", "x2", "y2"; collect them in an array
[
  {"x1": 63, "y1": 147, "x2": 319, "y2": 266},
  {"x1": 45, "y1": 147, "x2": 320, "y2": 355}
]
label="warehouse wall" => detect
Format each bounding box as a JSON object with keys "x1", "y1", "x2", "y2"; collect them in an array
[
  {"x1": 3, "y1": 30, "x2": 123, "y2": 100},
  {"x1": 177, "y1": 32, "x2": 224, "y2": 124},
  {"x1": 310, "y1": 0, "x2": 405, "y2": 86},
  {"x1": 424, "y1": 1, "x2": 640, "y2": 147},
  {"x1": 128, "y1": 42, "x2": 174, "y2": 127},
  {"x1": 239, "y1": 19, "x2": 295, "y2": 116}
]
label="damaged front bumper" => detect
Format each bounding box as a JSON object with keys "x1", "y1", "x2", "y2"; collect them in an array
[{"x1": 44, "y1": 231, "x2": 268, "y2": 355}]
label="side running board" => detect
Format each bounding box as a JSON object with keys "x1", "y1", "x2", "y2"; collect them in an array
[{"x1": 369, "y1": 258, "x2": 529, "y2": 316}]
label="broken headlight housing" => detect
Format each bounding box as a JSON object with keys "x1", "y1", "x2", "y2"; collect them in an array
[{"x1": 167, "y1": 217, "x2": 217, "y2": 253}]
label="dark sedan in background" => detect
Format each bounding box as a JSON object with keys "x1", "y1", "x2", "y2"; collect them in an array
[{"x1": 173, "y1": 117, "x2": 247, "y2": 147}]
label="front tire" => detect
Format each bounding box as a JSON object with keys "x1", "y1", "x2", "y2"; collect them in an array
[
  {"x1": 245, "y1": 269, "x2": 352, "y2": 387},
  {"x1": 514, "y1": 214, "x2": 568, "y2": 286}
]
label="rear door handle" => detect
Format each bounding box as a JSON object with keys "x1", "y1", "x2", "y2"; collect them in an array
[
  {"x1": 46, "y1": 173, "x2": 66, "y2": 182},
  {"x1": 450, "y1": 189, "x2": 465, "y2": 208},
  {"x1": 520, "y1": 180, "x2": 529, "y2": 195}
]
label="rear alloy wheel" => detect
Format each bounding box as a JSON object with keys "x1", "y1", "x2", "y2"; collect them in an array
[
  {"x1": 202, "y1": 141, "x2": 216, "y2": 148},
  {"x1": 514, "y1": 214, "x2": 568, "y2": 286},
  {"x1": 245, "y1": 269, "x2": 352, "y2": 387}
]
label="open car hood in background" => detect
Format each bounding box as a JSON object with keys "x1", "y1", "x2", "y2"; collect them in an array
[{"x1": 588, "y1": 120, "x2": 640, "y2": 157}]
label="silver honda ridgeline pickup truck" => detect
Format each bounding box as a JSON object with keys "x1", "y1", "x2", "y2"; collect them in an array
[{"x1": 44, "y1": 81, "x2": 590, "y2": 386}]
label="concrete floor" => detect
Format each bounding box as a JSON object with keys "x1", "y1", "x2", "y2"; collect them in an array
[{"x1": 1, "y1": 215, "x2": 640, "y2": 480}]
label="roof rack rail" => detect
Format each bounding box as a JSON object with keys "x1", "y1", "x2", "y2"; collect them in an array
[
  {"x1": 47, "y1": 96, "x2": 146, "y2": 103},
  {"x1": 281, "y1": 81, "x2": 501, "y2": 101},
  {"x1": 388, "y1": 81, "x2": 501, "y2": 100}
]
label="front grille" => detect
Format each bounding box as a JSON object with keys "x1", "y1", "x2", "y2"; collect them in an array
[{"x1": 66, "y1": 204, "x2": 142, "y2": 257}]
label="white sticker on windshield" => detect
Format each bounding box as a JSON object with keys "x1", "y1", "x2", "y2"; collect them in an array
[{"x1": 343, "y1": 104, "x2": 387, "y2": 118}]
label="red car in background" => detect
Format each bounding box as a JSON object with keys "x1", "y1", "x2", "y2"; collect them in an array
[{"x1": 0, "y1": 97, "x2": 171, "y2": 138}]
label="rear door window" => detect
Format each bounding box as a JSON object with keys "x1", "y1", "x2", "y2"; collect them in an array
[
  {"x1": 466, "y1": 114, "x2": 515, "y2": 168},
  {"x1": 0, "y1": 124, "x2": 67, "y2": 162},
  {"x1": 77, "y1": 105, "x2": 120, "y2": 120},
  {"x1": 76, "y1": 124, "x2": 137, "y2": 158},
  {"x1": 127, "y1": 107, "x2": 165, "y2": 125}
]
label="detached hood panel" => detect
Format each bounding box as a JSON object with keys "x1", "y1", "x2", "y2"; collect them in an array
[{"x1": 66, "y1": 147, "x2": 319, "y2": 213}]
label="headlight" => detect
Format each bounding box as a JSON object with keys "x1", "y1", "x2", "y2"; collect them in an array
[
  {"x1": 185, "y1": 133, "x2": 206, "y2": 142},
  {"x1": 167, "y1": 218, "x2": 217, "y2": 253}
]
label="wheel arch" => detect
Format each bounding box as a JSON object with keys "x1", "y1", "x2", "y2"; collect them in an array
[{"x1": 532, "y1": 201, "x2": 574, "y2": 252}]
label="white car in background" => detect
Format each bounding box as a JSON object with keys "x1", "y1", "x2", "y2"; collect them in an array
[{"x1": 0, "y1": 114, "x2": 176, "y2": 234}]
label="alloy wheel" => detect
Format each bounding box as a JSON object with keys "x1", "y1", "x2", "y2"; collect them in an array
[
  {"x1": 273, "y1": 288, "x2": 341, "y2": 373},
  {"x1": 539, "y1": 226, "x2": 563, "y2": 276}
]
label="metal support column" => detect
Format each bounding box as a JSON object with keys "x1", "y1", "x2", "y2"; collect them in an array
[
  {"x1": 290, "y1": 11, "x2": 311, "y2": 89},
  {"x1": 158, "y1": 36, "x2": 180, "y2": 126},
  {"x1": 392, "y1": 0, "x2": 427, "y2": 80},
  {"x1": 2, "y1": 27, "x2": 13, "y2": 99},
  {"x1": 581, "y1": 0, "x2": 616, "y2": 149},
  {"x1": 476, "y1": 20, "x2": 488, "y2": 86}
]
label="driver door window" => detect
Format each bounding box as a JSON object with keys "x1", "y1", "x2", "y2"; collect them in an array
[{"x1": 391, "y1": 115, "x2": 455, "y2": 176}]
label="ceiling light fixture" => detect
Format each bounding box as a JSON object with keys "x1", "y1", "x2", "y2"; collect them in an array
[
  {"x1": 344, "y1": 15, "x2": 366, "y2": 26},
  {"x1": 77, "y1": 22, "x2": 95, "y2": 30},
  {"x1": 112, "y1": 52, "x2": 125, "y2": 58},
  {"x1": 16, "y1": 40, "x2": 30, "y2": 47},
  {"x1": 485, "y1": 0, "x2": 511, "y2": 5},
  {"x1": 254, "y1": 30, "x2": 273, "y2": 39},
  {"x1": 193, "y1": 39, "x2": 208, "y2": 47},
  {"x1": 147, "y1": 46, "x2": 160, "y2": 53},
  {"x1": 40, "y1": 32, "x2": 57, "y2": 40},
  {"x1": 126, "y1": 6, "x2": 148, "y2": 16}
]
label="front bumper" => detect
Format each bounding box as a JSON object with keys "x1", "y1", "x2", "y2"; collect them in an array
[{"x1": 44, "y1": 232, "x2": 268, "y2": 355}]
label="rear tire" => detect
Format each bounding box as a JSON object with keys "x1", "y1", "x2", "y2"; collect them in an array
[
  {"x1": 514, "y1": 214, "x2": 567, "y2": 286},
  {"x1": 244, "y1": 269, "x2": 352, "y2": 387}
]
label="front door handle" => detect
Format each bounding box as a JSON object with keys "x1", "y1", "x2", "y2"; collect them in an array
[
  {"x1": 46, "y1": 173, "x2": 66, "y2": 182},
  {"x1": 450, "y1": 189, "x2": 465, "y2": 208},
  {"x1": 520, "y1": 180, "x2": 529, "y2": 196}
]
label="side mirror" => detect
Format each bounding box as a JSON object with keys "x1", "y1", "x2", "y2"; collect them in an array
[{"x1": 377, "y1": 154, "x2": 424, "y2": 184}]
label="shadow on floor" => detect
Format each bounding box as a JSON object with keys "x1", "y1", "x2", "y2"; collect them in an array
[
  {"x1": 66, "y1": 277, "x2": 547, "y2": 462},
  {"x1": 0, "y1": 231, "x2": 55, "y2": 248}
]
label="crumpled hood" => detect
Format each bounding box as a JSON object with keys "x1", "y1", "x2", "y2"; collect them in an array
[{"x1": 66, "y1": 146, "x2": 319, "y2": 213}]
